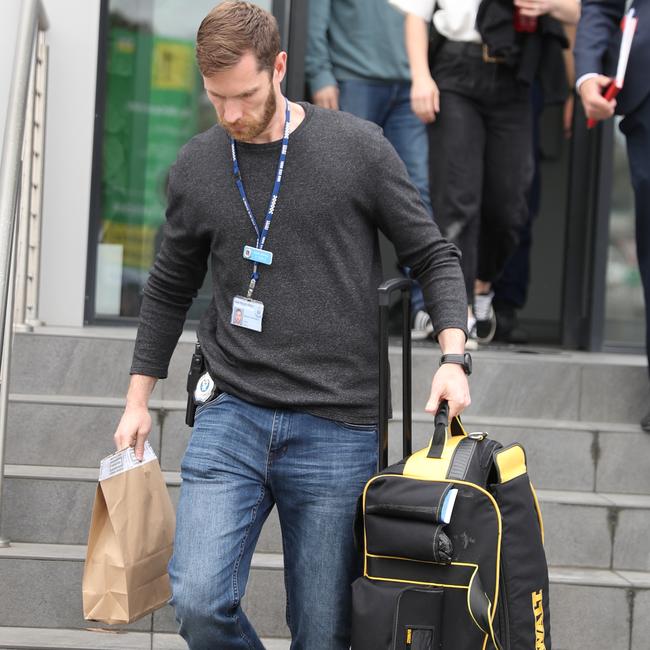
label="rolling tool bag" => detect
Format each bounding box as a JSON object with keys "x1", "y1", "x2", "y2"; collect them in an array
[{"x1": 351, "y1": 279, "x2": 551, "y2": 650}]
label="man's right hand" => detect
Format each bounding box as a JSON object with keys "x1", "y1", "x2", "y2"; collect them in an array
[
  {"x1": 312, "y1": 85, "x2": 339, "y2": 110},
  {"x1": 578, "y1": 75, "x2": 616, "y2": 122},
  {"x1": 115, "y1": 374, "x2": 157, "y2": 460},
  {"x1": 411, "y1": 74, "x2": 440, "y2": 124},
  {"x1": 114, "y1": 405, "x2": 152, "y2": 461}
]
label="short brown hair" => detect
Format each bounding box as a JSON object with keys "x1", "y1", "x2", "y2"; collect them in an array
[{"x1": 196, "y1": 1, "x2": 281, "y2": 77}]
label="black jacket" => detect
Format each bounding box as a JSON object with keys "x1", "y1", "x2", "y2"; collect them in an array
[
  {"x1": 575, "y1": 0, "x2": 650, "y2": 115},
  {"x1": 476, "y1": 0, "x2": 569, "y2": 104}
]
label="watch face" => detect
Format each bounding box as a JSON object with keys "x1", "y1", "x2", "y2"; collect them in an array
[{"x1": 464, "y1": 352, "x2": 472, "y2": 375}]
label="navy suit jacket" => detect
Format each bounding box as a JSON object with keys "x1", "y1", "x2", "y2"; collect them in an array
[{"x1": 575, "y1": 0, "x2": 650, "y2": 115}]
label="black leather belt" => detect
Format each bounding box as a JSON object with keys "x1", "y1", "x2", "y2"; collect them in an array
[{"x1": 440, "y1": 40, "x2": 507, "y2": 64}]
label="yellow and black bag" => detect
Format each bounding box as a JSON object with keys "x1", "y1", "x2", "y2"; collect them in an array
[{"x1": 351, "y1": 280, "x2": 550, "y2": 650}]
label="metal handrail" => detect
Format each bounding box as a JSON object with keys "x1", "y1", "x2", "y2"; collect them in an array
[
  {"x1": 0, "y1": 0, "x2": 49, "y2": 547},
  {"x1": 15, "y1": 31, "x2": 48, "y2": 330}
]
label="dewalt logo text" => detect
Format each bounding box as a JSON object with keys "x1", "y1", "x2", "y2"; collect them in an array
[{"x1": 532, "y1": 590, "x2": 546, "y2": 650}]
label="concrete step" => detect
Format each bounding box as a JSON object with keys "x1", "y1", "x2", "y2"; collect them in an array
[
  {"x1": 8, "y1": 330, "x2": 650, "y2": 426},
  {"x1": 0, "y1": 544, "x2": 649, "y2": 650},
  {"x1": 2, "y1": 465, "x2": 650, "y2": 571},
  {"x1": 0, "y1": 544, "x2": 288, "y2": 638},
  {"x1": 390, "y1": 345, "x2": 649, "y2": 426},
  {"x1": 0, "y1": 465, "x2": 279, "y2": 559},
  {"x1": 0, "y1": 627, "x2": 289, "y2": 649},
  {"x1": 5, "y1": 395, "x2": 650, "y2": 495}
]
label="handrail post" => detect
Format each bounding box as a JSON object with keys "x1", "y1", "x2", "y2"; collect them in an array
[
  {"x1": 13, "y1": 54, "x2": 36, "y2": 332},
  {"x1": 26, "y1": 32, "x2": 48, "y2": 328}
]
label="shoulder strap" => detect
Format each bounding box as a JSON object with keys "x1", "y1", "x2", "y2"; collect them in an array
[
  {"x1": 446, "y1": 437, "x2": 479, "y2": 481},
  {"x1": 447, "y1": 436, "x2": 503, "y2": 485}
]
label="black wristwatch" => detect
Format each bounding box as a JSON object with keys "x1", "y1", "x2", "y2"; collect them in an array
[{"x1": 439, "y1": 352, "x2": 472, "y2": 376}]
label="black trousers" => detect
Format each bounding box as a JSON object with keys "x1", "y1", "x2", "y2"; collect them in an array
[
  {"x1": 620, "y1": 91, "x2": 650, "y2": 375},
  {"x1": 428, "y1": 43, "x2": 533, "y2": 301}
]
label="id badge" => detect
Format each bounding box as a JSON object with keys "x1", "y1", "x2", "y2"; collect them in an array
[
  {"x1": 243, "y1": 245, "x2": 273, "y2": 266},
  {"x1": 231, "y1": 295, "x2": 264, "y2": 332},
  {"x1": 193, "y1": 371, "x2": 216, "y2": 404}
]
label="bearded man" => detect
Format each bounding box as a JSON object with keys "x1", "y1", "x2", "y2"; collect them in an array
[{"x1": 113, "y1": 2, "x2": 470, "y2": 648}]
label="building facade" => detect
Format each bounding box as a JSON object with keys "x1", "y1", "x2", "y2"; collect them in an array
[{"x1": 0, "y1": 0, "x2": 643, "y2": 356}]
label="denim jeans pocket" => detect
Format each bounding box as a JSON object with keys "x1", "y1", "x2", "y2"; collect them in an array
[
  {"x1": 194, "y1": 390, "x2": 229, "y2": 418},
  {"x1": 334, "y1": 420, "x2": 378, "y2": 433}
]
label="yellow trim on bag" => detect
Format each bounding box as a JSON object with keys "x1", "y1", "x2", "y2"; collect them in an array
[
  {"x1": 362, "y1": 474, "x2": 502, "y2": 649},
  {"x1": 369, "y1": 575, "x2": 470, "y2": 590},
  {"x1": 530, "y1": 481, "x2": 545, "y2": 545},
  {"x1": 402, "y1": 433, "x2": 466, "y2": 479},
  {"x1": 495, "y1": 444, "x2": 527, "y2": 483},
  {"x1": 402, "y1": 417, "x2": 469, "y2": 480},
  {"x1": 466, "y1": 565, "x2": 487, "y2": 634},
  {"x1": 366, "y1": 552, "x2": 476, "y2": 569},
  {"x1": 366, "y1": 553, "x2": 479, "y2": 590}
]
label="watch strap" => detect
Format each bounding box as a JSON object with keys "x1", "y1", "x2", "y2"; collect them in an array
[{"x1": 439, "y1": 353, "x2": 471, "y2": 375}]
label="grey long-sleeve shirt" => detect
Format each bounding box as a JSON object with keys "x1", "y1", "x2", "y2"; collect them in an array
[{"x1": 131, "y1": 103, "x2": 466, "y2": 424}]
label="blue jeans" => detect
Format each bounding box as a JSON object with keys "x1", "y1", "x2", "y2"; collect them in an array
[
  {"x1": 338, "y1": 79, "x2": 431, "y2": 313},
  {"x1": 169, "y1": 392, "x2": 378, "y2": 649}
]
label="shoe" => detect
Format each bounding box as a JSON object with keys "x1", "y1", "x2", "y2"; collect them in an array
[
  {"x1": 466, "y1": 314, "x2": 479, "y2": 350},
  {"x1": 474, "y1": 291, "x2": 497, "y2": 344},
  {"x1": 494, "y1": 304, "x2": 529, "y2": 344},
  {"x1": 411, "y1": 310, "x2": 434, "y2": 341},
  {"x1": 642, "y1": 408, "x2": 650, "y2": 432}
]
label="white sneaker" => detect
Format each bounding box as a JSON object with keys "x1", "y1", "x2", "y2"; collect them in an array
[
  {"x1": 411, "y1": 310, "x2": 434, "y2": 340},
  {"x1": 466, "y1": 314, "x2": 478, "y2": 350},
  {"x1": 474, "y1": 291, "x2": 497, "y2": 344}
]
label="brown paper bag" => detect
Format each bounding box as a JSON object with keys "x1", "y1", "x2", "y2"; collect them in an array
[{"x1": 82, "y1": 442, "x2": 176, "y2": 624}]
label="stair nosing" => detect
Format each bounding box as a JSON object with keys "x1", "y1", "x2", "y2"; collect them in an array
[
  {"x1": 1, "y1": 544, "x2": 648, "y2": 589},
  {"x1": 5, "y1": 397, "x2": 645, "y2": 432},
  {"x1": 6, "y1": 465, "x2": 650, "y2": 508},
  {"x1": 4, "y1": 465, "x2": 182, "y2": 485},
  {"x1": 388, "y1": 344, "x2": 647, "y2": 367},
  {"x1": 0, "y1": 543, "x2": 284, "y2": 569},
  {"x1": 17, "y1": 328, "x2": 645, "y2": 369},
  {"x1": 8, "y1": 394, "x2": 186, "y2": 411}
]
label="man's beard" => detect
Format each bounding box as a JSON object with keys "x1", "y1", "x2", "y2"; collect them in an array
[{"x1": 220, "y1": 83, "x2": 277, "y2": 141}]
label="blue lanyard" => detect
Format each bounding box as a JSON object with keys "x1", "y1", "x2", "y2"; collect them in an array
[{"x1": 231, "y1": 99, "x2": 291, "y2": 298}]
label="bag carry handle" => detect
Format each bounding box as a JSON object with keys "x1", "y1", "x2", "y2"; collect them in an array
[
  {"x1": 378, "y1": 278, "x2": 412, "y2": 471},
  {"x1": 426, "y1": 400, "x2": 467, "y2": 459}
]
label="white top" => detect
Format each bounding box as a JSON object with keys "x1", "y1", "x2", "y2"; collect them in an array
[{"x1": 389, "y1": 0, "x2": 482, "y2": 43}]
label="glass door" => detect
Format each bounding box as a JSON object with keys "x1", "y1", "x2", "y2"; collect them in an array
[
  {"x1": 88, "y1": 0, "x2": 273, "y2": 322},
  {"x1": 603, "y1": 118, "x2": 645, "y2": 348}
]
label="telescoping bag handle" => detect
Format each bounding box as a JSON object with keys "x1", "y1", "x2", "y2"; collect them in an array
[
  {"x1": 427, "y1": 401, "x2": 468, "y2": 459},
  {"x1": 377, "y1": 278, "x2": 412, "y2": 471},
  {"x1": 377, "y1": 280, "x2": 466, "y2": 470}
]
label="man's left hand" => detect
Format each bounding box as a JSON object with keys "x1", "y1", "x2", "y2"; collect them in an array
[{"x1": 425, "y1": 363, "x2": 471, "y2": 420}]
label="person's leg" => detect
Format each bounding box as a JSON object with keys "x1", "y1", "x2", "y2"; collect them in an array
[
  {"x1": 478, "y1": 97, "x2": 533, "y2": 289},
  {"x1": 339, "y1": 80, "x2": 430, "y2": 320},
  {"x1": 270, "y1": 411, "x2": 377, "y2": 650},
  {"x1": 338, "y1": 79, "x2": 391, "y2": 125},
  {"x1": 383, "y1": 83, "x2": 432, "y2": 215},
  {"x1": 620, "y1": 93, "x2": 650, "y2": 429},
  {"x1": 428, "y1": 90, "x2": 485, "y2": 304},
  {"x1": 493, "y1": 82, "x2": 544, "y2": 343},
  {"x1": 169, "y1": 394, "x2": 275, "y2": 650},
  {"x1": 382, "y1": 82, "x2": 432, "y2": 321}
]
